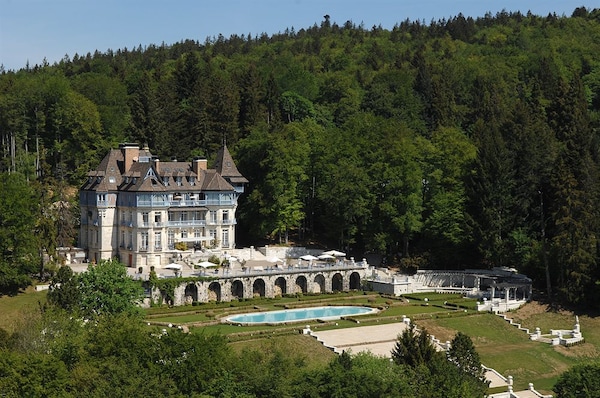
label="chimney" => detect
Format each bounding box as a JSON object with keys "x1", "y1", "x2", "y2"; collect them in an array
[
  {"x1": 192, "y1": 157, "x2": 207, "y2": 175},
  {"x1": 120, "y1": 143, "x2": 140, "y2": 172},
  {"x1": 153, "y1": 157, "x2": 160, "y2": 173}
]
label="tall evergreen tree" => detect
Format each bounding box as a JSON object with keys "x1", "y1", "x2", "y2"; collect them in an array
[{"x1": 548, "y1": 76, "x2": 599, "y2": 304}]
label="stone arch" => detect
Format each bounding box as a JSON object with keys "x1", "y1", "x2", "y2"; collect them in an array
[
  {"x1": 349, "y1": 272, "x2": 361, "y2": 290},
  {"x1": 313, "y1": 274, "x2": 326, "y2": 294},
  {"x1": 231, "y1": 280, "x2": 244, "y2": 299},
  {"x1": 253, "y1": 278, "x2": 266, "y2": 298},
  {"x1": 295, "y1": 275, "x2": 307, "y2": 294},
  {"x1": 332, "y1": 273, "x2": 343, "y2": 292},
  {"x1": 208, "y1": 282, "x2": 221, "y2": 302},
  {"x1": 274, "y1": 277, "x2": 287, "y2": 297},
  {"x1": 184, "y1": 283, "x2": 198, "y2": 305}
]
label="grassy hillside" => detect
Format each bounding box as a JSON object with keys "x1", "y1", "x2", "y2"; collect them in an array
[
  {"x1": 1, "y1": 288, "x2": 597, "y2": 394},
  {"x1": 0, "y1": 288, "x2": 47, "y2": 333}
]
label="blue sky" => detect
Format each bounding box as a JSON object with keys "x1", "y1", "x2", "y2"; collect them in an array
[{"x1": 0, "y1": 0, "x2": 593, "y2": 71}]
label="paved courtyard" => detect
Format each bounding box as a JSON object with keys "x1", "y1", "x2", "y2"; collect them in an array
[{"x1": 310, "y1": 322, "x2": 408, "y2": 356}]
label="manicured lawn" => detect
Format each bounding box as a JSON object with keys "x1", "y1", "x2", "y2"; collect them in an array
[
  {"x1": 229, "y1": 333, "x2": 336, "y2": 368},
  {"x1": 3, "y1": 289, "x2": 595, "y2": 396},
  {"x1": 0, "y1": 288, "x2": 47, "y2": 332},
  {"x1": 417, "y1": 312, "x2": 582, "y2": 394}
]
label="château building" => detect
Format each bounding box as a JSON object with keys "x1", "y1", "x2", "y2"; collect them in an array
[{"x1": 79, "y1": 143, "x2": 247, "y2": 268}]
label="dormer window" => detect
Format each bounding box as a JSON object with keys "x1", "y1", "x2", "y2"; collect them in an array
[
  {"x1": 176, "y1": 177, "x2": 182, "y2": 186},
  {"x1": 163, "y1": 176, "x2": 169, "y2": 186},
  {"x1": 96, "y1": 176, "x2": 102, "y2": 183},
  {"x1": 189, "y1": 176, "x2": 196, "y2": 186},
  {"x1": 109, "y1": 176, "x2": 116, "y2": 184}
]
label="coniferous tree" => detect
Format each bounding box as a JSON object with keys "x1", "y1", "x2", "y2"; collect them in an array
[{"x1": 548, "y1": 75, "x2": 599, "y2": 304}]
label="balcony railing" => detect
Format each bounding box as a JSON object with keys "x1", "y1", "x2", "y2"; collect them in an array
[
  {"x1": 167, "y1": 220, "x2": 206, "y2": 227},
  {"x1": 138, "y1": 198, "x2": 235, "y2": 207},
  {"x1": 138, "y1": 221, "x2": 166, "y2": 228}
]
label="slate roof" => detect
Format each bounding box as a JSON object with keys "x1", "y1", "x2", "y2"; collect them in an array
[
  {"x1": 81, "y1": 144, "x2": 242, "y2": 194},
  {"x1": 214, "y1": 145, "x2": 248, "y2": 184}
]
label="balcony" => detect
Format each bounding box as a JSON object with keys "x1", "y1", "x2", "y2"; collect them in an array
[
  {"x1": 138, "y1": 221, "x2": 167, "y2": 229},
  {"x1": 139, "y1": 246, "x2": 148, "y2": 252},
  {"x1": 167, "y1": 220, "x2": 206, "y2": 227},
  {"x1": 168, "y1": 199, "x2": 209, "y2": 207}
]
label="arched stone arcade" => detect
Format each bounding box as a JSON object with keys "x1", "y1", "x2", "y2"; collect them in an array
[
  {"x1": 155, "y1": 267, "x2": 369, "y2": 306},
  {"x1": 253, "y1": 278, "x2": 266, "y2": 298},
  {"x1": 349, "y1": 272, "x2": 361, "y2": 290},
  {"x1": 313, "y1": 274, "x2": 326, "y2": 294},
  {"x1": 274, "y1": 277, "x2": 287, "y2": 296},
  {"x1": 332, "y1": 273, "x2": 343, "y2": 292},
  {"x1": 208, "y1": 282, "x2": 221, "y2": 302},
  {"x1": 231, "y1": 280, "x2": 244, "y2": 300},
  {"x1": 184, "y1": 283, "x2": 198, "y2": 304},
  {"x1": 295, "y1": 275, "x2": 308, "y2": 294}
]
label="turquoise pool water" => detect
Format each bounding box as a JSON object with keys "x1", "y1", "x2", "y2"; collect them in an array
[{"x1": 224, "y1": 306, "x2": 378, "y2": 325}]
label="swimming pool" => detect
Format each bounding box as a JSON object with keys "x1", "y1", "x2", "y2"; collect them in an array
[{"x1": 224, "y1": 306, "x2": 378, "y2": 325}]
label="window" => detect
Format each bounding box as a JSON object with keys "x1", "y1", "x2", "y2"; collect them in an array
[
  {"x1": 181, "y1": 230, "x2": 188, "y2": 239},
  {"x1": 168, "y1": 231, "x2": 175, "y2": 249},
  {"x1": 210, "y1": 210, "x2": 217, "y2": 224},
  {"x1": 109, "y1": 176, "x2": 116, "y2": 183},
  {"x1": 176, "y1": 177, "x2": 182, "y2": 186},
  {"x1": 222, "y1": 210, "x2": 229, "y2": 223},
  {"x1": 142, "y1": 212, "x2": 149, "y2": 225},
  {"x1": 154, "y1": 212, "x2": 162, "y2": 223},
  {"x1": 163, "y1": 176, "x2": 169, "y2": 186},
  {"x1": 140, "y1": 232, "x2": 148, "y2": 250},
  {"x1": 194, "y1": 229, "x2": 201, "y2": 238},
  {"x1": 222, "y1": 230, "x2": 229, "y2": 248},
  {"x1": 154, "y1": 232, "x2": 162, "y2": 250},
  {"x1": 121, "y1": 231, "x2": 125, "y2": 247}
]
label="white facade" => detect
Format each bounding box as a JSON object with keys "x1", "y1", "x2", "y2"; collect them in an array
[{"x1": 79, "y1": 143, "x2": 246, "y2": 268}]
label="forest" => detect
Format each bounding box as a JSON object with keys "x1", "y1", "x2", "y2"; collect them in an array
[{"x1": 2, "y1": 7, "x2": 600, "y2": 307}]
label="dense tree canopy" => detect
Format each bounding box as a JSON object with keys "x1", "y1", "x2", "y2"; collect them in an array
[
  {"x1": 52, "y1": 259, "x2": 144, "y2": 319},
  {"x1": 2, "y1": 7, "x2": 600, "y2": 306},
  {"x1": 554, "y1": 362, "x2": 600, "y2": 398},
  {"x1": 0, "y1": 306, "x2": 491, "y2": 397}
]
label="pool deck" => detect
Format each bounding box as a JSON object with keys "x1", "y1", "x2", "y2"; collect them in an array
[{"x1": 310, "y1": 322, "x2": 408, "y2": 356}]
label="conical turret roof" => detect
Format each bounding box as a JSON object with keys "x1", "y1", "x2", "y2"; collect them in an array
[{"x1": 214, "y1": 144, "x2": 248, "y2": 183}]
